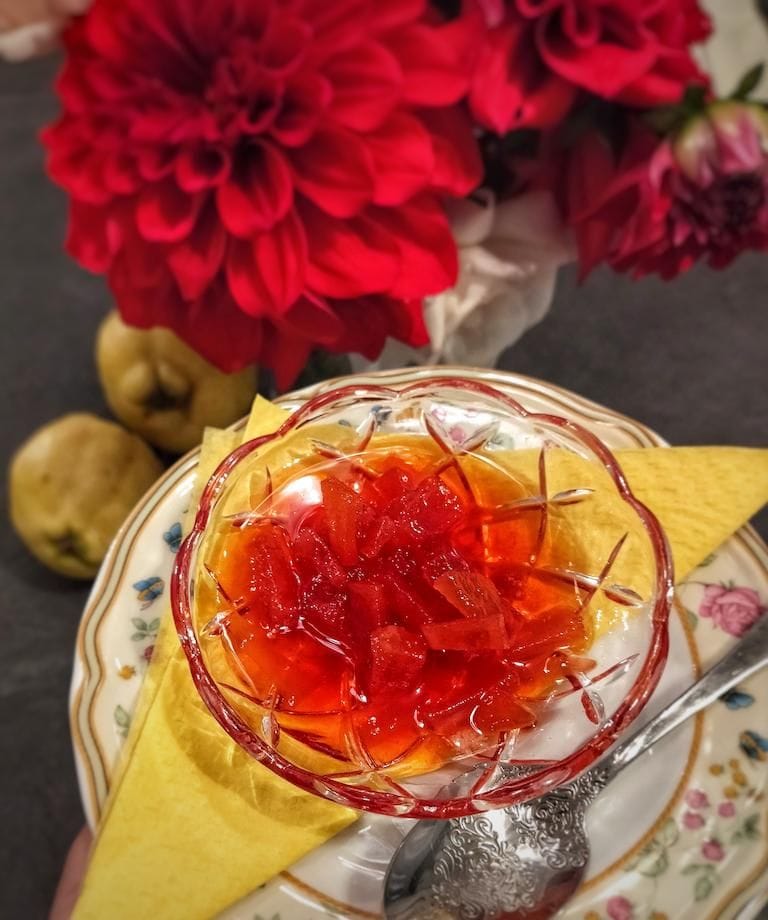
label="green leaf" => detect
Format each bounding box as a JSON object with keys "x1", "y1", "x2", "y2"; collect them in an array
[
  {"x1": 130, "y1": 632, "x2": 146, "y2": 642},
  {"x1": 685, "y1": 607, "x2": 699, "y2": 630},
  {"x1": 645, "y1": 103, "x2": 687, "y2": 135},
  {"x1": 114, "y1": 705, "x2": 131, "y2": 728},
  {"x1": 640, "y1": 840, "x2": 660, "y2": 858},
  {"x1": 661, "y1": 817, "x2": 680, "y2": 846},
  {"x1": 695, "y1": 875, "x2": 714, "y2": 901},
  {"x1": 682, "y1": 84, "x2": 708, "y2": 112},
  {"x1": 698, "y1": 553, "x2": 717, "y2": 567},
  {"x1": 740, "y1": 813, "x2": 761, "y2": 841},
  {"x1": 683, "y1": 863, "x2": 707, "y2": 875},
  {"x1": 731, "y1": 818, "x2": 759, "y2": 843},
  {"x1": 731, "y1": 63, "x2": 765, "y2": 100},
  {"x1": 131, "y1": 617, "x2": 147, "y2": 630},
  {"x1": 624, "y1": 839, "x2": 660, "y2": 871},
  {"x1": 640, "y1": 849, "x2": 669, "y2": 878},
  {"x1": 148, "y1": 617, "x2": 161, "y2": 632}
]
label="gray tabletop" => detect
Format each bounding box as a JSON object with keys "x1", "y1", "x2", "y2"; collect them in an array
[{"x1": 1, "y1": 56, "x2": 767, "y2": 920}]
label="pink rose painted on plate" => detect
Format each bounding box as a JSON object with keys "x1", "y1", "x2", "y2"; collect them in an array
[
  {"x1": 699, "y1": 585, "x2": 764, "y2": 637},
  {"x1": 606, "y1": 895, "x2": 634, "y2": 920},
  {"x1": 701, "y1": 839, "x2": 725, "y2": 862},
  {"x1": 683, "y1": 810, "x2": 705, "y2": 829},
  {"x1": 717, "y1": 802, "x2": 736, "y2": 818},
  {"x1": 685, "y1": 789, "x2": 710, "y2": 809}
]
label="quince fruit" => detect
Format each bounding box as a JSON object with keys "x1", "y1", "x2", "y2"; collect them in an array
[
  {"x1": 96, "y1": 312, "x2": 257, "y2": 454},
  {"x1": 9, "y1": 413, "x2": 162, "y2": 579}
]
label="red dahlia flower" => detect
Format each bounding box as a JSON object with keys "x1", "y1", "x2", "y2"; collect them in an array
[
  {"x1": 466, "y1": 0, "x2": 711, "y2": 134},
  {"x1": 563, "y1": 103, "x2": 768, "y2": 280},
  {"x1": 43, "y1": 0, "x2": 482, "y2": 387}
]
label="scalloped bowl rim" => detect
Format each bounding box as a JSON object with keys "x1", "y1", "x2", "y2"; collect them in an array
[{"x1": 171, "y1": 376, "x2": 674, "y2": 818}]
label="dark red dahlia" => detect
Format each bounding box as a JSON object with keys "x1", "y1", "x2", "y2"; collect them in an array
[
  {"x1": 562, "y1": 103, "x2": 768, "y2": 280},
  {"x1": 465, "y1": 0, "x2": 711, "y2": 134},
  {"x1": 43, "y1": 0, "x2": 481, "y2": 387}
]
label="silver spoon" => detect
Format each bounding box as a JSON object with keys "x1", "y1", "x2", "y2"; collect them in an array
[{"x1": 384, "y1": 613, "x2": 768, "y2": 919}]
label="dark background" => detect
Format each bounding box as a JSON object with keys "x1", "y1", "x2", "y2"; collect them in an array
[{"x1": 1, "y1": 57, "x2": 767, "y2": 920}]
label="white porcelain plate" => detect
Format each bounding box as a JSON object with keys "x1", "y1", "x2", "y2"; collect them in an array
[{"x1": 71, "y1": 368, "x2": 768, "y2": 920}]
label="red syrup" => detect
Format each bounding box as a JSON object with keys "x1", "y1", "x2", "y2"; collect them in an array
[{"x1": 205, "y1": 441, "x2": 594, "y2": 773}]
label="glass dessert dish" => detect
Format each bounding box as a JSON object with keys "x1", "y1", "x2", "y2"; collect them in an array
[{"x1": 172, "y1": 377, "x2": 673, "y2": 818}]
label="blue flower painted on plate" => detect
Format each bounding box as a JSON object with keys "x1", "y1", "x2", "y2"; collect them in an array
[
  {"x1": 163, "y1": 522, "x2": 182, "y2": 553},
  {"x1": 371, "y1": 405, "x2": 392, "y2": 424},
  {"x1": 739, "y1": 730, "x2": 768, "y2": 761},
  {"x1": 133, "y1": 576, "x2": 164, "y2": 609},
  {"x1": 720, "y1": 689, "x2": 755, "y2": 710}
]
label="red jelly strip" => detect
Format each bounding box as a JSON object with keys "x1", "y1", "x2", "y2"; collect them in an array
[
  {"x1": 368, "y1": 625, "x2": 427, "y2": 694},
  {"x1": 348, "y1": 581, "x2": 388, "y2": 630},
  {"x1": 472, "y1": 686, "x2": 537, "y2": 734},
  {"x1": 419, "y1": 540, "x2": 469, "y2": 584},
  {"x1": 238, "y1": 521, "x2": 300, "y2": 629},
  {"x1": 293, "y1": 526, "x2": 346, "y2": 587},
  {"x1": 321, "y1": 477, "x2": 362, "y2": 566},
  {"x1": 433, "y1": 570, "x2": 510, "y2": 620},
  {"x1": 422, "y1": 614, "x2": 510, "y2": 652},
  {"x1": 388, "y1": 576, "x2": 436, "y2": 631},
  {"x1": 513, "y1": 605, "x2": 586, "y2": 660},
  {"x1": 359, "y1": 514, "x2": 397, "y2": 559},
  {"x1": 371, "y1": 464, "x2": 417, "y2": 506},
  {"x1": 388, "y1": 474, "x2": 464, "y2": 543}
]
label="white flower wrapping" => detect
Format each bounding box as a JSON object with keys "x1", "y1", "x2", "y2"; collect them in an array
[{"x1": 362, "y1": 189, "x2": 575, "y2": 370}]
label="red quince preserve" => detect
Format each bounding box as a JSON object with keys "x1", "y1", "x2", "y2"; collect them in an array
[{"x1": 205, "y1": 437, "x2": 593, "y2": 773}]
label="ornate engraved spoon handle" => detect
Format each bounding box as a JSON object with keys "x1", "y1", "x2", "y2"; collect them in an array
[
  {"x1": 383, "y1": 618, "x2": 768, "y2": 920},
  {"x1": 600, "y1": 613, "x2": 768, "y2": 783}
]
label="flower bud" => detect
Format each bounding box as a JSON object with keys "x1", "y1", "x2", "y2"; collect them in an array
[{"x1": 673, "y1": 101, "x2": 768, "y2": 184}]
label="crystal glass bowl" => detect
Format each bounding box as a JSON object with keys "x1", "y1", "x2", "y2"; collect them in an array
[{"x1": 172, "y1": 377, "x2": 673, "y2": 818}]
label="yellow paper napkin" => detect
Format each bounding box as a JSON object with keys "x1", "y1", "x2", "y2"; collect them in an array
[
  {"x1": 75, "y1": 401, "x2": 357, "y2": 920},
  {"x1": 73, "y1": 395, "x2": 768, "y2": 920},
  {"x1": 612, "y1": 446, "x2": 767, "y2": 579},
  {"x1": 102, "y1": 425, "x2": 246, "y2": 788}
]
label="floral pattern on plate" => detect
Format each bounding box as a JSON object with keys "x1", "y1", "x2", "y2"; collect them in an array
[{"x1": 70, "y1": 368, "x2": 768, "y2": 920}]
